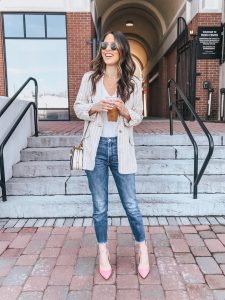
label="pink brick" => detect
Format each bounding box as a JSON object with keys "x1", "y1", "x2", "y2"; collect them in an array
[
  {"x1": 117, "y1": 246, "x2": 135, "y2": 257},
  {"x1": 48, "y1": 266, "x2": 74, "y2": 285},
  {"x1": 23, "y1": 276, "x2": 48, "y2": 291},
  {"x1": 195, "y1": 225, "x2": 210, "y2": 231},
  {"x1": 180, "y1": 226, "x2": 197, "y2": 234},
  {"x1": 32, "y1": 258, "x2": 56, "y2": 276},
  {"x1": 205, "y1": 239, "x2": 225, "y2": 252},
  {"x1": 116, "y1": 274, "x2": 139, "y2": 289},
  {"x1": 186, "y1": 284, "x2": 214, "y2": 300},
  {"x1": 184, "y1": 234, "x2": 204, "y2": 247},
  {"x1": 217, "y1": 234, "x2": 225, "y2": 245},
  {"x1": 117, "y1": 226, "x2": 132, "y2": 233},
  {"x1": 179, "y1": 264, "x2": 205, "y2": 284},
  {"x1": 165, "y1": 290, "x2": 189, "y2": 300},
  {"x1": 52, "y1": 227, "x2": 69, "y2": 235},
  {"x1": 117, "y1": 256, "x2": 136, "y2": 275},
  {"x1": 175, "y1": 253, "x2": 195, "y2": 264},
  {"x1": 78, "y1": 246, "x2": 97, "y2": 257},
  {"x1": 117, "y1": 289, "x2": 140, "y2": 300},
  {"x1": 169, "y1": 239, "x2": 190, "y2": 252},
  {"x1": 154, "y1": 247, "x2": 173, "y2": 257},
  {"x1": 0, "y1": 241, "x2": 10, "y2": 255},
  {"x1": 140, "y1": 285, "x2": 164, "y2": 300},
  {"x1": 32, "y1": 232, "x2": 51, "y2": 241},
  {"x1": 0, "y1": 233, "x2": 17, "y2": 242},
  {"x1": 56, "y1": 253, "x2": 77, "y2": 266},
  {"x1": 66, "y1": 230, "x2": 83, "y2": 240},
  {"x1": 70, "y1": 275, "x2": 93, "y2": 290},
  {"x1": 92, "y1": 285, "x2": 116, "y2": 300},
  {"x1": 190, "y1": 246, "x2": 211, "y2": 257},
  {"x1": 84, "y1": 227, "x2": 95, "y2": 234},
  {"x1": 1, "y1": 248, "x2": 23, "y2": 257},
  {"x1": 40, "y1": 247, "x2": 61, "y2": 258},
  {"x1": 43, "y1": 286, "x2": 68, "y2": 300},
  {"x1": 16, "y1": 254, "x2": 38, "y2": 266},
  {"x1": 0, "y1": 286, "x2": 22, "y2": 300},
  {"x1": 46, "y1": 235, "x2": 65, "y2": 247},
  {"x1": 9, "y1": 234, "x2": 32, "y2": 249},
  {"x1": 149, "y1": 226, "x2": 165, "y2": 234},
  {"x1": 205, "y1": 274, "x2": 225, "y2": 289}
]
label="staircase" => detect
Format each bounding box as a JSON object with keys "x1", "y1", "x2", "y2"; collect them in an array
[{"x1": 1, "y1": 133, "x2": 225, "y2": 218}]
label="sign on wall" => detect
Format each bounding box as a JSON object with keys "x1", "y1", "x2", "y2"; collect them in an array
[{"x1": 197, "y1": 26, "x2": 222, "y2": 59}]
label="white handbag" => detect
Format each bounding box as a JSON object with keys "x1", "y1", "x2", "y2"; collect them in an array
[{"x1": 70, "y1": 122, "x2": 90, "y2": 170}]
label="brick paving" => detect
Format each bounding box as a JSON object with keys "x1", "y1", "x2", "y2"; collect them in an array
[
  {"x1": 38, "y1": 119, "x2": 225, "y2": 135},
  {"x1": 0, "y1": 218, "x2": 225, "y2": 299}
]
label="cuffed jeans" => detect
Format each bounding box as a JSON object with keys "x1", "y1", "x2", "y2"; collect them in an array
[{"x1": 85, "y1": 137, "x2": 145, "y2": 244}]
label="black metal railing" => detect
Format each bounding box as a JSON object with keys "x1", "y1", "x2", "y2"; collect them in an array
[
  {"x1": 0, "y1": 77, "x2": 38, "y2": 202},
  {"x1": 167, "y1": 79, "x2": 214, "y2": 199}
]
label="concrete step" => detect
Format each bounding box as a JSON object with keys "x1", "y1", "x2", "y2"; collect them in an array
[
  {"x1": 21, "y1": 145, "x2": 225, "y2": 161},
  {"x1": 1, "y1": 193, "x2": 225, "y2": 218},
  {"x1": 175, "y1": 145, "x2": 225, "y2": 159},
  {"x1": 27, "y1": 134, "x2": 223, "y2": 148},
  {"x1": 6, "y1": 175, "x2": 191, "y2": 195},
  {"x1": 12, "y1": 159, "x2": 225, "y2": 177},
  {"x1": 20, "y1": 146, "x2": 177, "y2": 161}
]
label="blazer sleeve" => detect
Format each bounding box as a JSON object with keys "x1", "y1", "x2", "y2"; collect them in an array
[
  {"x1": 74, "y1": 72, "x2": 97, "y2": 121},
  {"x1": 123, "y1": 79, "x2": 143, "y2": 127}
]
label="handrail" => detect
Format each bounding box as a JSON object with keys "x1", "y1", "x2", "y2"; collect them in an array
[
  {"x1": 0, "y1": 77, "x2": 38, "y2": 117},
  {"x1": 0, "y1": 103, "x2": 38, "y2": 202},
  {"x1": 0, "y1": 78, "x2": 38, "y2": 202},
  {"x1": 167, "y1": 79, "x2": 214, "y2": 199}
]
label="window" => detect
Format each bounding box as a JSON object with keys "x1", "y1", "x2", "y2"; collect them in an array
[
  {"x1": 3, "y1": 13, "x2": 68, "y2": 120},
  {"x1": 25, "y1": 15, "x2": 45, "y2": 38}
]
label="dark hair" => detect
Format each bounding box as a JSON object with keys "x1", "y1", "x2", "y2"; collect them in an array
[{"x1": 90, "y1": 31, "x2": 136, "y2": 102}]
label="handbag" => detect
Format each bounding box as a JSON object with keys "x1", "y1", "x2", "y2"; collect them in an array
[{"x1": 70, "y1": 121, "x2": 90, "y2": 170}]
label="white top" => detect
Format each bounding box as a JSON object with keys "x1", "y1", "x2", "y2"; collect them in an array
[{"x1": 100, "y1": 76, "x2": 119, "y2": 137}]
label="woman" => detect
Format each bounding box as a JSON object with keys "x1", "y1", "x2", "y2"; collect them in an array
[{"x1": 74, "y1": 31, "x2": 150, "y2": 280}]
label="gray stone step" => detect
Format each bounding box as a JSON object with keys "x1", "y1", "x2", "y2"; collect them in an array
[
  {"x1": 1, "y1": 193, "x2": 225, "y2": 218},
  {"x1": 6, "y1": 175, "x2": 191, "y2": 195},
  {"x1": 20, "y1": 146, "x2": 177, "y2": 161},
  {"x1": 175, "y1": 145, "x2": 225, "y2": 159},
  {"x1": 12, "y1": 159, "x2": 225, "y2": 177},
  {"x1": 189, "y1": 175, "x2": 225, "y2": 193},
  {"x1": 27, "y1": 134, "x2": 223, "y2": 148}
]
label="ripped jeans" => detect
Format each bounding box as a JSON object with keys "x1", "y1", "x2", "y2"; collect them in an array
[{"x1": 85, "y1": 137, "x2": 145, "y2": 244}]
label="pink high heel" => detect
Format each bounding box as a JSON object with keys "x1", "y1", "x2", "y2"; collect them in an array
[
  {"x1": 99, "y1": 249, "x2": 112, "y2": 280},
  {"x1": 137, "y1": 241, "x2": 150, "y2": 279}
]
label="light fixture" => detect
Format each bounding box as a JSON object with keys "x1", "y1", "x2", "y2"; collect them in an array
[{"x1": 126, "y1": 21, "x2": 134, "y2": 27}]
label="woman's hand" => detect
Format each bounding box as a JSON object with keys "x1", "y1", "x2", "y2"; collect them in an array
[
  {"x1": 89, "y1": 100, "x2": 115, "y2": 115},
  {"x1": 113, "y1": 99, "x2": 131, "y2": 122}
]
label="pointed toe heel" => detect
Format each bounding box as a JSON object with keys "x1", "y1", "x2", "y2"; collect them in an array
[
  {"x1": 138, "y1": 265, "x2": 150, "y2": 279},
  {"x1": 99, "y1": 249, "x2": 112, "y2": 280}
]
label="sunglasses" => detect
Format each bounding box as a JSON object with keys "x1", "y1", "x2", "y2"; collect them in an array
[{"x1": 100, "y1": 41, "x2": 118, "y2": 51}]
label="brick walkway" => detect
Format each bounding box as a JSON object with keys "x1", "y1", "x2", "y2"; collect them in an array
[
  {"x1": 38, "y1": 119, "x2": 225, "y2": 135},
  {"x1": 1, "y1": 217, "x2": 225, "y2": 299}
]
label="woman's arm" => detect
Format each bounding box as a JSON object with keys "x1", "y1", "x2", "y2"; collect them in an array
[
  {"x1": 74, "y1": 72, "x2": 97, "y2": 121},
  {"x1": 123, "y1": 79, "x2": 143, "y2": 127}
]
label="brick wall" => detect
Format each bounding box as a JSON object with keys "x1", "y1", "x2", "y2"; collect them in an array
[
  {"x1": 0, "y1": 14, "x2": 6, "y2": 96},
  {"x1": 67, "y1": 13, "x2": 95, "y2": 120},
  {"x1": 148, "y1": 46, "x2": 176, "y2": 118},
  {"x1": 188, "y1": 13, "x2": 222, "y2": 120}
]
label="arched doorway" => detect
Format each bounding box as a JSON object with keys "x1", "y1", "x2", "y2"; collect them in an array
[{"x1": 94, "y1": 0, "x2": 185, "y2": 118}]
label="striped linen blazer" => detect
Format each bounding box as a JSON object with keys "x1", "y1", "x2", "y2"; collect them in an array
[{"x1": 74, "y1": 71, "x2": 143, "y2": 174}]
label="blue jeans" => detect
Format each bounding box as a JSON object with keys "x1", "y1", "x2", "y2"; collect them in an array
[{"x1": 85, "y1": 137, "x2": 145, "y2": 244}]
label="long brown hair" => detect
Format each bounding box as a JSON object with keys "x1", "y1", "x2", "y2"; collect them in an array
[{"x1": 90, "y1": 31, "x2": 136, "y2": 102}]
